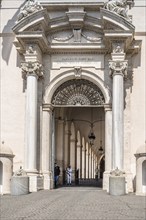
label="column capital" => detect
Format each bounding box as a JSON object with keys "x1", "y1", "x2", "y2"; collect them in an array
[
  {"x1": 109, "y1": 60, "x2": 128, "y2": 78},
  {"x1": 21, "y1": 61, "x2": 43, "y2": 79},
  {"x1": 42, "y1": 104, "x2": 54, "y2": 112}
]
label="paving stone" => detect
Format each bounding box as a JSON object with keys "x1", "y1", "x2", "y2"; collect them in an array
[{"x1": 0, "y1": 187, "x2": 146, "y2": 220}]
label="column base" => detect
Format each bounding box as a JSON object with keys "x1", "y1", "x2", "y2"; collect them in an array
[
  {"x1": 103, "y1": 171, "x2": 110, "y2": 192},
  {"x1": 109, "y1": 176, "x2": 126, "y2": 196},
  {"x1": 103, "y1": 171, "x2": 134, "y2": 193},
  {"x1": 29, "y1": 175, "x2": 38, "y2": 192},
  {"x1": 43, "y1": 171, "x2": 53, "y2": 190}
]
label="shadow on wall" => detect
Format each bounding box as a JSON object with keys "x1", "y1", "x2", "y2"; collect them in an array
[
  {"x1": 133, "y1": 175, "x2": 136, "y2": 192},
  {"x1": 1, "y1": 1, "x2": 26, "y2": 65}
]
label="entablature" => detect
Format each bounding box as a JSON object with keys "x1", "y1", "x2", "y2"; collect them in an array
[{"x1": 12, "y1": 0, "x2": 141, "y2": 56}]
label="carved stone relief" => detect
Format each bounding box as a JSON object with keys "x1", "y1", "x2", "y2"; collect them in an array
[
  {"x1": 109, "y1": 60, "x2": 128, "y2": 77},
  {"x1": 51, "y1": 79, "x2": 105, "y2": 106},
  {"x1": 17, "y1": 0, "x2": 43, "y2": 21},
  {"x1": 21, "y1": 61, "x2": 43, "y2": 79},
  {"x1": 104, "y1": 0, "x2": 132, "y2": 22}
]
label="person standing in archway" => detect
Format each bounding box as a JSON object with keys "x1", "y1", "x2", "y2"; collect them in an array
[
  {"x1": 54, "y1": 163, "x2": 60, "y2": 188},
  {"x1": 66, "y1": 165, "x2": 72, "y2": 185}
]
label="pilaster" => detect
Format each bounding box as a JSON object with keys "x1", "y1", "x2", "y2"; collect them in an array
[{"x1": 41, "y1": 104, "x2": 54, "y2": 190}]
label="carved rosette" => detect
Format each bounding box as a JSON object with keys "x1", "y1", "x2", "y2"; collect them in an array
[
  {"x1": 21, "y1": 61, "x2": 43, "y2": 79},
  {"x1": 109, "y1": 60, "x2": 128, "y2": 78}
]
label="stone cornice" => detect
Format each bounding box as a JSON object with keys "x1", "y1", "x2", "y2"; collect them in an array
[
  {"x1": 21, "y1": 61, "x2": 43, "y2": 79},
  {"x1": 12, "y1": 2, "x2": 139, "y2": 56}
]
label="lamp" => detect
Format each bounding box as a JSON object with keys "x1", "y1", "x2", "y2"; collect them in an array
[
  {"x1": 98, "y1": 141, "x2": 104, "y2": 154},
  {"x1": 98, "y1": 117, "x2": 104, "y2": 154},
  {"x1": 88, "y1": 124, "x2": 96, "y2": 146},
  {"x1": 88, "y1": 108, "x2": 96, "y2": 146}
]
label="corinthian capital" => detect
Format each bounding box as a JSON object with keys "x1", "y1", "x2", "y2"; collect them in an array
[
  {"x1": 21, "y1": 61, "x2": 43, "y2": 79},
  {"x1": 109, "y1": 60, "x2": 128, "y2": 77}
]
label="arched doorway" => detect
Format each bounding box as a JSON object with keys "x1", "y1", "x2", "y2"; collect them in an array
[
  {"x1": 50, "y1": 78, "x2": 107, "y2": 187},
  {"x1": 42, "y1": 74, "x2": 112, "y2": 190}
]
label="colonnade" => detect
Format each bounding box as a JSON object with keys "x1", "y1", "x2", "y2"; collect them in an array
[{"x1": 54, "y1": 117, "x2": 99, "y2": 184}]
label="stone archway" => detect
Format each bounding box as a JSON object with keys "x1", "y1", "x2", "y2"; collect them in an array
[{"x1": 42, "y1": 75, "x2": 112, "y2": 188}]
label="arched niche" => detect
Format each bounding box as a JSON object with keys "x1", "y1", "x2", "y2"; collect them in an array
[
  {"x1": 134, "y1": 144, "x2": 146, "y2": 195},
  {"x1": 0, "y1": 144, "x2": 14, "y2": 194}
]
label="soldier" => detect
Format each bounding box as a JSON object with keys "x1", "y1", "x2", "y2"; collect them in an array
[{"x1": 66, "y1": 165, "x2": 72, "y2": 185}]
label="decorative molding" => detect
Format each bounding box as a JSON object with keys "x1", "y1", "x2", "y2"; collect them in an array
[
  {"x1": 109, "y1": 60, "x2": 128, "y2": 77},
  {"x1": 17, "y1": 0, "x2": 43, "y2": 22},
  {"x1": 112, "y1": 43, "x2": 124, "y2": 53},
  {"x1": 51, "y1": 79, "x2": 105, "y2": 106},
  {"x1": 52, "y1": 34, "x2": 73, "y2": 42},
  {"x1": 81, "y1": 33, "x2": 102, "y2": 43},
  {"x1": 21, "y1": 61, "x2": 43, "y2": 79},
  {"x1": 66, "y1": 7, "x2": 86, "y2": 29},
  {"x1": 74, "y1": 67, "x2": 82, "y2": 78},
  {"x1": 73, "y1": 29, "x2": 81, "y2": 42},
  {"x1": 26, "y1": 45, "x2": 35, "y2": 54},
  {"x1": 110, "y1": 168, "x2": 125, "y2": 176}
]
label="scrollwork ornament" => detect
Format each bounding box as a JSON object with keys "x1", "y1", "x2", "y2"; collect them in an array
[
  {"x1": 109, "y1": 60, "x2": 128, "y2": 77},
  {"x1": 21, "y1": 61, "x2": 43, "y2": 79}
]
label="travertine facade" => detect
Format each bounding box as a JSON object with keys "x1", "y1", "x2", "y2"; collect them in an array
[{"x1": 0, "y1": 0, "x2": 145, "y2": 195}]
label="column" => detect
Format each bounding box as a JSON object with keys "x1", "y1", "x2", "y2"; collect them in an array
[
  {"x1": 104, "y1": 105, "x2": 112, "y2": 171},
  {"x1": 64, "y1": 124, "x2": 71, "y2": 169},
  {"x1": 77, "y1": 144, "x2": 81, "y2": 177},
  {"x1": 82, "y1": 146, "x2": 86, "y2": 179},
  {"x1": 56, "y1": 118, "x2": 65, "y2": 184},
  {"x1": 86, "y1": 144, "x2": 89, "y2": 179},
  {"x1": 103, "y1": 105, "x2": 112, "y2": 191},
  {"x1": 70, "y1": 138, "x2": 76, "y2": 179},
  {"x1": 21, "y1": 61, "x2": 43, "y2": 174},
  {"x1": 41, "y1": 104, "x2": 53, "y2": 189},
  {"x1": 109, "y1": 46, "x2": 128, "y2": 171}
]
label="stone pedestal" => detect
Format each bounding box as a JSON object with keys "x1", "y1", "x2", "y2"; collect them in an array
[
  {"x1": 10, "y1": 176, "x2": 29, "y2": 195},
  {"x1": 109, "y1": 176, "x2": 126, "y2": 196}
]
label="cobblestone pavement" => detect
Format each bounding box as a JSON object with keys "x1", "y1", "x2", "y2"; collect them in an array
[{"x1": 0, "y1": 186, "x2": 146, "y2": 220}]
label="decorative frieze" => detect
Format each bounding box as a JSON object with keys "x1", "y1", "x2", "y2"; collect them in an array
[{"x1": 21, "y1": 61, "x2": 43, "y2": 79}]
